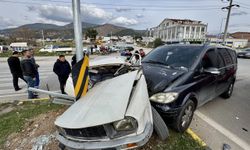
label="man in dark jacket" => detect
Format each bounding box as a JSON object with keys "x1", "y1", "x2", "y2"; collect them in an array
[
  {"x1": 53, "y1": 55, "x2": 71, "y2": 94},
  {"x1": 7, "y1": 51, "x2": 26, "y2": 91},
  {"x1": 21, "y1": 50, "x2": 37, "y2": 99},
  {"x1": 71, "y1": 54, "x2": 76, "y2": 67}
]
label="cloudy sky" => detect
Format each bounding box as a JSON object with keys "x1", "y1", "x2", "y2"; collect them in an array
[{"x1": 0, "y1": 0, "x2": 249, "y2": 33}]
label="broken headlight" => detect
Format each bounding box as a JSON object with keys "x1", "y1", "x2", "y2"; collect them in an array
[
  {"x1": 113, "y1": 117, "x2": 137, "y2": 131},
  {"x1": 56, "y1": 126, "x2": 66, "y2": 136},
  {"x1": 150, "y1": 92, "x2": 178, "y2": 104}
]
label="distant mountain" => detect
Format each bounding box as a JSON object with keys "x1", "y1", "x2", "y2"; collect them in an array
[
  {"x1": 19, "y1": 23, "x2": 61, "y2": 30},
  {"x1": 92, "y1": 24, "x2": 146, "y2": 36},
  {"x1": 231, "y1": 32, "x2": 250, "y2": 41},
  {"x1": 93, "y1": 24, "x2": 126, "y2": 36},
  {"x1": 63, "y1": 22, "x2": 97, "y2": 29},
  {"x1": 0, "y1": 22, "x2": 146, "y2": 39},
  {"x1": 114, "y1": 29, "x2": 147, "y2": 36}
]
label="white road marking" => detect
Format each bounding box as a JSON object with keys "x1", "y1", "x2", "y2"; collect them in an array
[
  {"x1": 0, "y1": 69, "x2": 52, "y2": 75},
  {"x1": 0, "y1": 93, "x2": 27, "y2": 98},
  {"x1": 0, "y1": 72, "x2": 52, "y2": 78},
  {"x1": 195, "y1": 110, "x2": 250, "y2": 150},
  {"x1": 0, "y1": 82, "x2": 26, "y2": 88},
  {"x1": 0, "y1": 76, "x2": 47, "y2": 82}
]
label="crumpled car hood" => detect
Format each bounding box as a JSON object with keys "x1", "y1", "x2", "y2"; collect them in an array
[
  {"x1": 90, "y1": 56, "x2": 126, "y2": 67},
  {"x1": 55, "y1": 70, "x2": 138, "y2": 129},
  {"x1": 142, "y1": 63, "x2": 185, "y2": 95}
]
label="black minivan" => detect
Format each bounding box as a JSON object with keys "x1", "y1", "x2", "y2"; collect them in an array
[{"x1": 142, "y1": 44, "x2": 237, "y2": 132}]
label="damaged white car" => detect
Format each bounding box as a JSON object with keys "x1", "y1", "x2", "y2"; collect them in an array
[{"x1": 30, "y1": 54, "x2": 168, "y2": 150}]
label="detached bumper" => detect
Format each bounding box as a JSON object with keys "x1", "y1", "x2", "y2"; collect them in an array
[{"x1": 57, "y1": 123, "x2": 153, "y2": 150}]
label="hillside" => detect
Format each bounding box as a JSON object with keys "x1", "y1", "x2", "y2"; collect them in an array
[
  {"x1": 93, "y1": 24, "x2": 126, "y2": 36},
  {"x1": 231, "y1": 32, "x2": 250, "y2": 41},
  {"x1": 0, "y1": 22, "x2": 146, "y2": 39}
]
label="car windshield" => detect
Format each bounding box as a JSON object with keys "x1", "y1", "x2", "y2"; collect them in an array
[
  {"x1": 142, "y1": 45, "x2": 203, "y2": 70},
  {"x1": 245, "y1": 49, "x2": 250, "y2": 52}
]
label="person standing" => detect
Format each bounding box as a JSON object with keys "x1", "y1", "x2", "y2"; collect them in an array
[
  {"x1": 139, "y1": 49, "x2": 145, "y2": 58},
  {"x1": 20, "y1": 50, "x2": 37, "y2": 99},
  {"x1": 30, "y1": 49, "x2": 40, "y2": 89},
  {"x1": 7, "y1": 51, "x2": 26, "y2": 91},
  {"x1": 53, "y1": 55, "x2": 71, "y2": 94},
  {"x1": 71, "y1": 54, "x2": 76, "y2": 67}
]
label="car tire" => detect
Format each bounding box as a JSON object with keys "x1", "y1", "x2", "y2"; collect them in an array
[
  {"x1": 59, "y1": 142, "x2": 65, "y2": 150},
  {"x1": 173, "y1": 100, "x2": 195, "y2": 133},
  {"x1": 152, "y1": 106, "x2": 169, "y2": 140},
  {"x1": 221, "y1": 82, "x2": 234, "y2": 99}
]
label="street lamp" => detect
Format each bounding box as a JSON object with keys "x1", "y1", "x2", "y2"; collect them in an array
[
  {"x1": 72, "y1": 0, "x2": 83, "y2": 62},
  {"x1": 221, "y1": 0, "x2": 240, "y2": 45}
]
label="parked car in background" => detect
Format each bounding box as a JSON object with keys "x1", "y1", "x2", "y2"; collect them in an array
[
  {"x1": 0, "y1": 45, "x2": 8, "y2": 53},
  {"x1": 40, "y1": 45, "x2": 73, "y2": 53},
  {"x1": 125, "y1": 46, "x2": 134, "y2": 51},
  {"x1": 142, "y1": 44, "x2": 237, "y2": 132},
  {"x1": 237, "y1": 48, "x2": 250, "y2": 58}
]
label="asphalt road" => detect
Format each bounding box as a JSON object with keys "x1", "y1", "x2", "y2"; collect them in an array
[
  {"x1": 0, "y1": 56, "x2": 73, "y2": 102},
  {"x1": 0, "y1": 54, "x2": 249, "y2": 149},
  {"x1": 191, "y1": 58, "x2": 250, "y2": 150}
]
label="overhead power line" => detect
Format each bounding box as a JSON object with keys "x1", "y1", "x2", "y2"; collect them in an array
[
  {"x1": 31, "y1": 0, "x2": 225, "y2": 8},
  {"x1": 0, "y1": 0, "x2": 222, "y2": 11},
  {"x1": 234, "y1": 1, "x2": 250, "y2": 7}
]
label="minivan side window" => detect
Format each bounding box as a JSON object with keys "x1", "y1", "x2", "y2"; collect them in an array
[
  {"x1": 227, "y1": 49, "x2": 237, "y2": 64},
  {"x1": 201, "y1": 49, "x2": 217, "y2": 69},
  {"x1": 217, "y1": 52, "x2": 225, "y2": 68},
  {"x1": 218, "y1": 48, "x2": 233, "y2": 66}
]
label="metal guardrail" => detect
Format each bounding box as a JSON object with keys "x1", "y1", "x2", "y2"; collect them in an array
[{"x1": 29, "y1": 87, "x2": 76, "y2": 101}]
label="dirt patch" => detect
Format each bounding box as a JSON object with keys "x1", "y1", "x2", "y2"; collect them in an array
[{"x1": 4, "y1": 108, "x2": 66, "y2": 150}]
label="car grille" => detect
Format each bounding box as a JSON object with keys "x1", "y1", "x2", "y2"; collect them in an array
[{"x1": 63, "y1": 125, "x2": 107, "y2": 138}]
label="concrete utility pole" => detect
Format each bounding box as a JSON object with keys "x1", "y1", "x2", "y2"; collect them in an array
[
  {"x1": 72, "y1": 0, "x2": 83, "y2": 62},
  {"x1": 222, "y1": 0, "x2": 240, "y2": 44},
  {"x1": 42, "y1": 30, "x2": 45, "y2": 47}
]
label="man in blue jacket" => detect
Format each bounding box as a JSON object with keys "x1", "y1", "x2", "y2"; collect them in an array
[{"x1": 53, "y1": 55, "x2": 71, "y2": 94}]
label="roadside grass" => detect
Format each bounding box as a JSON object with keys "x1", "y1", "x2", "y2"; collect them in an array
[
  {"x1": 156, "y1": 130, "x2": 206, "y2": 150},
  {"x1": 0, "y1": 51, "x2": 12, "y2": 57},
  {"x1": 0, "y1": 101, "x2": 63, "y2": 148},
  {"x1": 141, "y1": 129, "x2": 206, "y2": 150}
]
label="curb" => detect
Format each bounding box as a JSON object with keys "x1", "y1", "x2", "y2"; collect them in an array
[
  {"x1": 0, "y1": 97, "x2": 50, "y2": 104},
  {"x1": 186, "y1": 128, "x2": 207, "y2": 147}
]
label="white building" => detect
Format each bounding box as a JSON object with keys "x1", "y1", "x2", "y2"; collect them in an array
[
  {"x1": 10, "y1": 42, "x2": 29, "y2": 52},
  {"x1": 149, "y1": 18, "x2": 207, "y2": 43},
  {"x1": 208, "y1": 37, "x2": 248, "y2": 48},
  {"x1": 120, "y1": 36, "x2": 134, "y2": 44}
]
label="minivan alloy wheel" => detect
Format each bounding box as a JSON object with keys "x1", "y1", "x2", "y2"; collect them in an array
[
  {"x1": 181, "y1": 105, "x2": 193, "y2": 127},
  {"x1": 228, "y1": 83, "x2": 233, "y2": 96}
]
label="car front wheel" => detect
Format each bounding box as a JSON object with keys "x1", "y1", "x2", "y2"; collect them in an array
[
  {"x1": 173, "y1": 100, "x2": 195, "y2": 133},
  {"x1": 152, "y1": 106, "x2": 169, "y2": 140}
]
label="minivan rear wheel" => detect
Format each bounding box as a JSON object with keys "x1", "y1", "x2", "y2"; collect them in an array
[
  {"x1": 221, "y1": 82, "x2": 234, "y2": 99},
  {"x1": 173, "y1": 100, "x2": 195, "y2": 133}
]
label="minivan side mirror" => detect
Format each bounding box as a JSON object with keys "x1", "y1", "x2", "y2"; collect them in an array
[{"x1": 204, "y1": 67, "x2": 221, "y2": 75}]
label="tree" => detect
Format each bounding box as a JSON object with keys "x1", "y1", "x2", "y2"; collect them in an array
[
  {"x1": 153, "y1": 38, "x2": 163, "y2": 48},
  {"x1": 85, "y1": 28, "x2": 98, "y2": 41}
]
